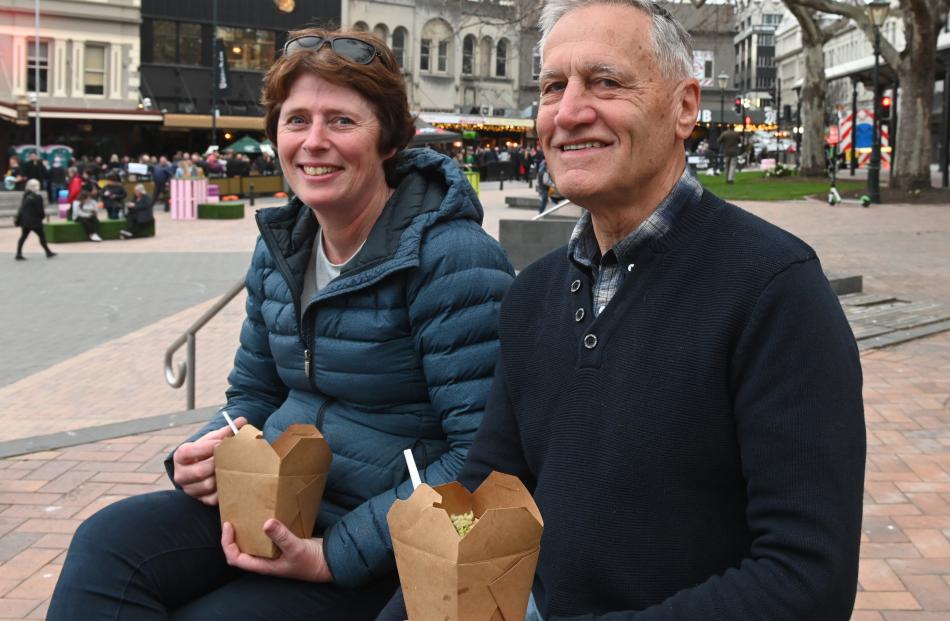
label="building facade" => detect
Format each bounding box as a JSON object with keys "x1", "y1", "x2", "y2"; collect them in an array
[
  {"x1": 0, "y1": 0, "x2": 158, "y2": 159},
  {"x1": 344, "y1": 0, "x2": 531, "y2": 147},
  {"x1": 139, "y1": 0, "x2": 339, "y2": 153},
  {"x1": 733, "y1": 0, "x2": 785, "y2": 112}
]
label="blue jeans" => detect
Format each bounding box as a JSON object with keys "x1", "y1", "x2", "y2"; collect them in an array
[{"x1": 48, "y1": 490, "x2": 397, "y2": 620}]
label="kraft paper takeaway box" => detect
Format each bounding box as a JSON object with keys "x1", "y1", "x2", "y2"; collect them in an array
[
  {"x1": 388, "y1": 471, "x2": 543, "y2": 621},
  {"x1": 215, "y1": 423, "x2": 332, "y2": 558}
]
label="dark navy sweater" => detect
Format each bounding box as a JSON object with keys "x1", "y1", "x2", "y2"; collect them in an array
[{"x1": 460, "y1": 190, "x2": 866, "y2": 620}]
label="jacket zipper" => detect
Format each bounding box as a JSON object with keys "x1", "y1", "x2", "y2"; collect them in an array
[{"x1": 255, "y1": 211, "x2": 315, "y2": 389}]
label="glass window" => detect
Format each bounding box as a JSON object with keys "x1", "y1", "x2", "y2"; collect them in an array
[
  {"x1": 392, "y1": 28, "x2": 406, "y2": 69},
  {"x1": 532, "y1": 47, "x2": 541, "y2": 80},
  {"x1": 84, "y1": 44, "x2": 106, "y2": 95},
  {"x1": 153, "y1": 21, "x2": 176, "y2": 63},
  {"x1": 26, "y1": 40, "x2": 48, "y2": 93},
  {"x1": 180, "y1": 23, "x2": 202, "y2": 65},
  {"x1": 153, "y1": 21, "x2": 201, "y2": 65},
  {"x1": 496, "y1": 39, "x2": 507, "y2": 77},
  {"x1": 704, "y1": 60, "x2": 713, "y2": 79},
  {"x1": 438, "y1": 40, "x2": 449, "y2": 72},
  {"x1": 216, "y1": 27, "x2": 276, "y2": 71},
  {"x1": 420, "y1": 38, "x2": 431, "y2": 71},
  {"x1": 462, "y1": 35, "x2": 475, "y2": 75}
]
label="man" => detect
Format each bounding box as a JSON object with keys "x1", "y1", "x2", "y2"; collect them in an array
[
  {"x1": 717, "y1": 125, "x2": 741, "y2": 183},
  {"x1": 381, "y1": 2, "x2": 864, "y2": 620},
  {"x1": 20, "y1": 151, "x2": 47, "y2": 193},
  {"x1": 151, "y1": 155, "x2": 173, "y2": 211}
]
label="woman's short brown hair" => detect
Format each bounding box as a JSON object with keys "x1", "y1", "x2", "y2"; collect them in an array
[{"x1": 261, "y1": 28, "x2": 415, "y2": 175}]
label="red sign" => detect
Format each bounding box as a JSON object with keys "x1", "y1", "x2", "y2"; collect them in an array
[{"x1": 826, "y1": 125, "x2": 840, "y2": 146}]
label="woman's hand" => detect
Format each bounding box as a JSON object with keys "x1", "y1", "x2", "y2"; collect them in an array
[
  {"x1": 221, "y1": 519, "x2": 334, "y2": 583},
  {"x1": 172, "y1": 416, "x2": 246, "y2": 506}
]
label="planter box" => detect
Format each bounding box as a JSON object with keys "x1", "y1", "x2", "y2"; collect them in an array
[
  {"x1": 241, "y1": 176, "x2": 283, "y2": 195},
  {"x1": 198, "y1": 201, "x2": 245, "y2": 219},
  {"x1": 43, "y1": 219, "x2": 155, "y2": 243}
]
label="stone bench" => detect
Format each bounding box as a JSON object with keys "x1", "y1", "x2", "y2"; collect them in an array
[
  {"x1": 43, "y1": 219, "x2": 155, "y2": 243},
  {"x1": 505, "y1": 196, "x2": 540, "y2": 210},
  {"x1": 198, "y1": 201, "x2": 245, "y2": 219}
]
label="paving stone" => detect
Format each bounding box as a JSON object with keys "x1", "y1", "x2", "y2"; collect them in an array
[
  {"x1": 0, "y1": 534, "x2": 42, "y2": 564},
  {"x1": 854, "y1": 591, "x2": 921, "y2": 610},
  {"x1": 19, "y1": 462, "x2": 77, "y2": 483},
  {"x1": 0, "y1": 548, "x2": 61, "y2": 580},
  {"x1": 901, "y1": 575, "x2": 950, "y2": 611},
  {"x1": 0, "y1": 504, "x2": 79, "y2": 520},
  {"x1": 0, "y1": 598, "x2": 43, "y2": 618},
  {"x1": 4, "y1": 565, "x2": 59, "y2": 600},
  {"x1": 13, "y1": 520, "x2": 82, "y2": 536},
  {"x1": 863, "y1": 517, "x2": 911, "y2": 543},
  {"x1": 859, "y1": 559, "x2": 906, "y2": 591}
]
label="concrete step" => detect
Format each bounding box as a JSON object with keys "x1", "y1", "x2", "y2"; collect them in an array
[{"x1": 505, "y1": 196, "x2": 539, "y2": 209}]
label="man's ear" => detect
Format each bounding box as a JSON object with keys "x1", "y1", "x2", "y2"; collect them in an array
[{"x1": 673, "y1": 79, "x2": 701, "y2": 141}]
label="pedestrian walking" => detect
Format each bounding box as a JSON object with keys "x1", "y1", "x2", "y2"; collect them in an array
[
  {"x1": 536, "y1": 158, "x2": 550, "y2": 213},
  {"x1": 717, "y1": 126, "x2": 741, "y2": 184},
  {"x1": 14, "y1": 179, "x2": 56, "y2": 260}
]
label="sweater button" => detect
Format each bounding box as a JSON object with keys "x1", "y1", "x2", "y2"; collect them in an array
[
  {"x1": 575, "y1": 308, "x2": 585, "y2": 322},
  {"x1": 583, "y1": 334, "x2": 598, "y2": 349},
  {"x1": 570, "y1": 279, "x2": 582, "y2": 293}
]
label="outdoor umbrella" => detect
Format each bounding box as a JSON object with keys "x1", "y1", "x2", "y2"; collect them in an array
[
  {"x1": 226, "y1": 135, "x2": 262, "y2": 154},
  {"x1": 410, "y1": 118, "x2": 462, "y2": 146}
]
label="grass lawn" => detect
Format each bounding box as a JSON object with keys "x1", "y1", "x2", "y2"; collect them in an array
[{"x1": 698, "y1": 170, "x2": 866, "y2": 201}]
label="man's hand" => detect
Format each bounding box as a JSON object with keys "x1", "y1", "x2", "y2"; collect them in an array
[
  {"x1": 221, "y1": 520, "x2": 334, "y2": 583},
  {"x1": 172, "y1": 416, "x2": 246, "y2": 506}
]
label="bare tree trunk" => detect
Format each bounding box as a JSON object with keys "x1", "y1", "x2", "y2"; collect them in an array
[
  {"x1": 891, "y1": 11, "x2": 938, "y2": 190},
  {"x1": 789, "y1": 5, "x2": 830, "y2": 177}
]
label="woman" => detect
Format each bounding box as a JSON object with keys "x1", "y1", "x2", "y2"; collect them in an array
[
  {"x1": 49, "y1": 27, "x2": 513, "y2": 620},
  {"x1": 120, "y1": 184, "x2": 154, "y2": 238},
  {"x1": 14, "y1": 179, "x2": 56, "y2": 260},
  {"x1": 73, "y1": 191, "x2": 103, "y2": 242}
]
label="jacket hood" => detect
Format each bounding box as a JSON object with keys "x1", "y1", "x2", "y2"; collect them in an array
[{"x1": 254, "y1": 149, "x2": 483, "y2": 297}]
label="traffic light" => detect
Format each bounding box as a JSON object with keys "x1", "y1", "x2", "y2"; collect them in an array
[
  {"x1": 880, "y1": 95, "x2": 892, "y2": 121},
  {"x1": 734, "y1": 97, "x2": 742, "y2": 114}
]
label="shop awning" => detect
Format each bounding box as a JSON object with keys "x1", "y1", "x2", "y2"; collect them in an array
[
  {"x1": 0, "y1": 101, "x2": 163, "y2": 123},
  {"x1": 418, "y1": 112, "x2": 534, "y2": 132},
  {"x1": 163, "y1": 113, "x2": 264, "y2": 130},
  {"x1": 410, "y1": 117, "x2": 462, "y2": 146}
]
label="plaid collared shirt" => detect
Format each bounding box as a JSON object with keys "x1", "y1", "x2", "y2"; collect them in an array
[{"x1": 567, "y1": 166, "x2": 703, "y2": 317}]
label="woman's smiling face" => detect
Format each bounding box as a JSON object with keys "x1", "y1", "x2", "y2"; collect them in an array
[{"x1": 277, "y1": 73, "x2": 391, "y2": 213}]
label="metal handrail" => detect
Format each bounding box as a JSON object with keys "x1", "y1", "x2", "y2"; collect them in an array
[{"x1": 165, "y1": 279, "x2": 246, "y2": 410}]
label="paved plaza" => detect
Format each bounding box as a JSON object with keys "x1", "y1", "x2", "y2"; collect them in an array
[{"x1": 0, "y1": 182, "x2": 949, "y2": 619}]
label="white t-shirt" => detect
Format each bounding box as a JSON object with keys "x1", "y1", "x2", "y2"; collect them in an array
[{"x1": 301, "y1": 233, "x2": 365, "y2": 308}]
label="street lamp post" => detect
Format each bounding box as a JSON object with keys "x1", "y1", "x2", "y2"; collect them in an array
[
  {"x1": 718, "y1": 73, "x2": 729, "y2": 174},
  {"x1": 866, "y1": 0, "x2": 890, "y2": 204}
]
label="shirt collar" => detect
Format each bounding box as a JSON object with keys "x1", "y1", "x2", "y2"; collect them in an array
[{"x1": 568, "y1": 165, "x2": 702, "y2": 270}]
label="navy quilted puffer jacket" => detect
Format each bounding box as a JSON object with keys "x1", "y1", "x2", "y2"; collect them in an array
[{"x1": 176, "y1": 149, "x2": 514, "y2": 587}]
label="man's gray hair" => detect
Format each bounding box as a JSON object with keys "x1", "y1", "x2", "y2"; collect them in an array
[
  {"x1": 538, "y1": 0, "x2": 694, "y2": 82},
  {"x1": 25, "y1": 178, "x2": 41, "y2": 193},
  {"x1": 134, "y1": 183, "x2": 146, "y2": 194}
]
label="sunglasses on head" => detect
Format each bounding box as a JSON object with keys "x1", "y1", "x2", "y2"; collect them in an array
[{"x1": 283, "y1": 35, "x2": 383, "y2": 65}]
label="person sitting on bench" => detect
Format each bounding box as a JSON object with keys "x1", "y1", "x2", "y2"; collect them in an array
[
  {"x1": 121, "y1": 184, "x2": 154, "y2": 239},
  {"x1": 73, "y1": 191, "x2": 102, "y2": 242}
]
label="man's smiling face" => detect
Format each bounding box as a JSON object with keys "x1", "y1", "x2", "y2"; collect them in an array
[{"x1": 537, "y1": 3, "x2": 686, "y2": 210}]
